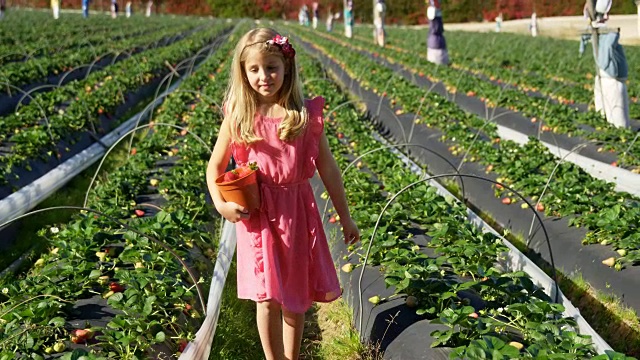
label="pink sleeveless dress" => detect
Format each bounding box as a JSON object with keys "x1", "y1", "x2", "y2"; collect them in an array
[{"x1": 231, "y1": 96, "x2": 341, "y2": 313}]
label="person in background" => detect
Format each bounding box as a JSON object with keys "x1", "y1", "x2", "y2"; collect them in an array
[
  {"x1": 111, "y1": 0, "x2": 118, "y2": 18},
  {"x1": 326, "y1": 6, "x2": 339, "y2": 32},
  {"x1": 51, "y1": 0, "x2": 60, "y2": 19},
  {"x1": 299, "y1": 5, "x2": 309, "y2": 26},
  {"x1": 373, "y1": 0, "x2": 386, "y2": 47},
  {"x1": 495, "y1": 12, "x2": 503, "y2": 32},
  {"x1": 344, "y1": 0, "x2": 354, "y2": 38},
  {"x1": 0, "y1": 0, "x2": 5, "y2": 20},
  {"x1": 145, "y1": 0, "x2": 153, "y2": 17},
  {"x1": 585, "y1": 0, "x2": 612, "y2": 27},
  {"x1": 82, "y1": 0, "x2": 90, "y2": 18},
  {"x1": 530, "y1": 12, "x2": 538, "y2": 37},
  {"x1": 426, "y1": 0, "x2": 449, "y2": 65},
  {"x1": 312, "y1": 2, "x2": 319, "y2": 29},
  {"x1": 126, "y1": 1, "x2": 132, "y2": 18}
]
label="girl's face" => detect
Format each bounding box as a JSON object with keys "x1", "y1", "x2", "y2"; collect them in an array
[{"x1": 243, "y1": 49, "x2": 286, "y2": 104}]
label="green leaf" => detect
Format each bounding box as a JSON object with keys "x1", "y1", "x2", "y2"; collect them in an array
[
  {"x1": 155, "y1": 331, "x2": 166, "y2": 342},
  {"x1": 466, "y1": 345, "x2": 487, "y2": 359},
  {"x1": 25, "y1": 335, "x2": 34, "y2": 349},
  {"x1": 48, "y1": 317, "x2": 65, "y2": 326},
  {"x1": 107, "y1": 292, "x2": 124, "y2": 305},
  {"x1": 500, "y1": 345, "x2": 521, "y2": 358},
  {"x1": 484, "y1": 336, "x2": 505, "y2": 350},
  {"x1": 88, "y1": 270, "x2": 102, "y2": 279}
]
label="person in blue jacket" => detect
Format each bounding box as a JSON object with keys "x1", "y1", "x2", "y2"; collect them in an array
[{"x1": 82, "y1": 0, "x2": 90, "y2": 18}]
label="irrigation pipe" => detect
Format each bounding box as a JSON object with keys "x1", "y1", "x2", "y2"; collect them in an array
[{"x1": 0, "y1": 73, "x2": 184, "y2": 227}]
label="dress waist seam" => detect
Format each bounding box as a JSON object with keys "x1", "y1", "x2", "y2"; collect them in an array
[{"x1": 261, "y1": 179, "x2": 309, "y2": 189}]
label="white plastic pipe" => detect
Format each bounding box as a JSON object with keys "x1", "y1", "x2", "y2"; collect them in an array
[
  {"x1": 495, "y1": 125, "x2": 640, "y2": 197},
  {"x1": 0, "y1": 77, "x2": 184, "y2": 227},
  {"x1": 179, "y1": 221, "x2": 236, "y2": 360}
]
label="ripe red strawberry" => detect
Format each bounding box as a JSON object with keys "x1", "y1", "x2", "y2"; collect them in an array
[
  {"x1": 536, "y1": 203, "x2": 545, "y2": 212},
  {"x1": 130, "y1": 148, "x2": 137, "y2": 155},
  {"x1": 134, "y1": 209, "x2": 145, "y2": 217},
  {"x1": 109, "y1": 282, "x2": 125, "y2": 293},
  {"x1": 74, "y1": 329, "x2": 89, "y2": 338},
  {"x1": 501, "y1": 198, "x2": 512, "y2": 205},
  {"x1": 235, "y1": 167, "x2": 252, "y2": 178},
  {"x1": 178, "y1": 339, "x2": 188, "y2": 352},
  {"x1": 329, "y1": 216, "x2": 337, "y2": 223},
  {"x1": 223, "y1": 171, "x2": 239, "y2": 182},
  {"x1": 71, "y1": 334, "x2": 85, "y2": 344},
  {"x1": 337, "y1": 133, "x2": 344, "y2": 139}
]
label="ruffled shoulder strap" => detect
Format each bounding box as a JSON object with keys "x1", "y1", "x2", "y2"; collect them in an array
[
  {"x1": 303, "y1": 96, "x2": 325, "y2": 174},
  {"x1": 305, "y1": 96, "x2": 325, "y2": 136}
]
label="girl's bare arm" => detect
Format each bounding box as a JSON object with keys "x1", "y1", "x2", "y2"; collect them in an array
[
  {"x1": 316, "y1": 132, "x2": 360, "y2": 243},
  {"x1": 206, "y1": 117, "x2": 249, "y2": 222}
]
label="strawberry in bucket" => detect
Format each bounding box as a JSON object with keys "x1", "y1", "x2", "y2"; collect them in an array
[{"x1": 215, "y1": 162, "x2": 261, "y2": 211}]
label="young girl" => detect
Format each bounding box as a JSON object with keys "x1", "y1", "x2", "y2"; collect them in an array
[{"x1": 206, "y1": 28, "x2": 360, "y2": 360}]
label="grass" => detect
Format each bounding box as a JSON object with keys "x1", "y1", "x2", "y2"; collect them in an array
[
  {"x1": 209, "y1": 258, "x2": 264, "y2": 359},
  {"x1": 301, "y1": 299, "x2": 382, "y2": 360}
]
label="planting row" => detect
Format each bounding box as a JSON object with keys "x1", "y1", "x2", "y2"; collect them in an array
[
  {"x1": 295, "y1": 27, "x2": 640, "y2": 355},
  {"x1": 289, "y1": 23, "x2": 640, "y2": 269},
  {"x1": 0, "y1": 11, "x2": 150, "y2": 56},
  {"x1": 351, "y1": 27, "x2": 640, "y2": 168},
  {"x1": 0, "y1": 19, "x2": 198, "y2": 90},
  {"x1": 409, "y1": 29, "x2": 640, "y2": 117},
  {"x1": 0, "y1": 22, "x2": 245, "y2": 359},
  {"x1": 0, "y1": 21, "x2": 230, "y2": 191},
  {"x1": 292, "y1": 35, "x2": 633, "y2": 359}
]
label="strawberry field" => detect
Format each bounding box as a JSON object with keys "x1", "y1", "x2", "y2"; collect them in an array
[{"x1": 0, "y1": 9, "x2": 639, "y2": 360}]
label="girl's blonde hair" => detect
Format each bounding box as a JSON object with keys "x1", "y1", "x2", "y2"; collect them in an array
[{"x1": 224, "y1": 28, "x2": 307, "y2": 144}]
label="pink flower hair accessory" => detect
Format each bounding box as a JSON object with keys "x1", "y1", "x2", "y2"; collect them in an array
[{"x1": 267, "y1": 35, "x2": 296, "y2": 59}]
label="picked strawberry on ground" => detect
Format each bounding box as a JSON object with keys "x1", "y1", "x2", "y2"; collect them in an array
[{"x1": 71, "y1": 328, "x2": 93, "y2": 344}]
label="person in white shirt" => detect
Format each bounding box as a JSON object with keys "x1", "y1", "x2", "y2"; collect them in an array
[
  {"x1": 51, "y1": 0, "x2": 60, "y2": 19},
  {"x1": 373, "y1": 0, "x2": 386, "y2": 47}
]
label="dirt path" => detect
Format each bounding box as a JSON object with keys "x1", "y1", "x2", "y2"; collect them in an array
[{"x1": 438, "y1": 14, "x2": 640, "y2": 46}]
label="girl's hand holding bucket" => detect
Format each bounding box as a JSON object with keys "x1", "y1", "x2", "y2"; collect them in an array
[{"x1": 215, "y1": 162, "x2": 261, "y2": 222}]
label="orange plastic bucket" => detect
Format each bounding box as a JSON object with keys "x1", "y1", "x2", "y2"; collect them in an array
[{"x1": 215, "y1": 170, "x2": 261, "y2": 211}]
